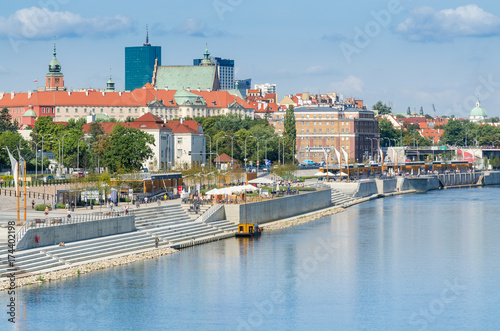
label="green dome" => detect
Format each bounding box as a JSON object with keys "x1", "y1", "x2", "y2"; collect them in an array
[
  {"x1": 48, "y1": 39, "x2": 61, "y2": 73},
  {"x1": 22, "y1": 109, "x2": 37, "y2": 117},
  {"x1": 470, "y1": 100, "x2": 487, "y2": 117},
  {"x1": 95, "y1": 113, "x2": 110, "y2": 121}
]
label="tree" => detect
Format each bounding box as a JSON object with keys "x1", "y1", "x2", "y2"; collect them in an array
[
  {"x1": 101, "y1": 124, "x2": 155, "y2": 173},
  {"x1": 0, "y1": 107, "x2": 18, "y2": 132},
  {"x1": 372, "y1": 101, "x2": 392, "y2": 115},
  {"x1": 283, "y1": 105, "x2": 296, "y2": 162},
  {"x1": 490, "y1": 157, "x2": 500, "y2": 170},
  {"x1": 379, "y1": 118, "x2": 400, "y2": 145}
]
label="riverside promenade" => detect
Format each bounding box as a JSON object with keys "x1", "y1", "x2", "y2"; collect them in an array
[{"x1": 2, "y1": 171, "x2": 500, "y2": 290}]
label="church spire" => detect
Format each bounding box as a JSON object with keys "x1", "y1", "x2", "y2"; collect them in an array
[
  {"x1": 143, "y1": 24, "x2": 151, "y2": 46},
  {"x1": 201, "y1": 44, "x2": 212, "y2": 66},
  {"x1": 53, "y1": 36, "x2": 57, "y2": 57}
]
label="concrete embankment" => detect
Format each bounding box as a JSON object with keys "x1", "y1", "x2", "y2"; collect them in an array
[
  {"x1": 0, "y1": 246, "x2": 178, "y2": 291},
  {"x1": 224, "y1": 189, "x2": 331, "y2": 224},
  {"x1": 17, "y1": 215, "x2": 136, "y2": 250}
]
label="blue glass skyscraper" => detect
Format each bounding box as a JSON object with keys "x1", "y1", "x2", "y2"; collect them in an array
[{"x1": 125, "y1": 29, "x2": 161, "y2": 91}]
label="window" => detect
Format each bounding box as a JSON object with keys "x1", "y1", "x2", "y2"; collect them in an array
[
  {"x1": 75, "y1": 109, "x2": 78, "y2": 113},
  {"x1": 314, "y1": 129, "x2": 316, "y2": 133},
  {"x1": 84, "y1": 108, "x2": 87, "y2": 113},
  {"x1": 326, "y1": 129, "x2": 330, "y2": 133},
  {"x1": 314, "y1": 122, "x2": 316, "y2": 125},
  {"x1": 306, "y1": 129, "x2": 309, "y2": 133},
  {"x1": 66, "y1": 108, "x2": 69, "y2": 113},
  {"x1": 341, "y1": 129, "x2": 344, "y2": 133},
  {"x1": 301, "y1": 129, "x2": 304, "y2": 133},
  {"x1": 319, "y1": 129, "x2": 322, "y2": 133},
  {"x1": 301, "y1": 121, "x2": 304, "y2": 125},
  {"x1": 346, "y1": 129, "x2": 349, "y2": 133}
]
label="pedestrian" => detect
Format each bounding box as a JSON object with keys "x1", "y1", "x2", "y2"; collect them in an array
[
  {"x1": 44, "y1": 206, "x2": 49, "y2": 219},
  {"x1": 125, "y1": 205, "x2": 129, "y2": 215},
  {"x1": 164, "y1": 194, "x2": 167, "y2": 201},
  {"x1": 67, "y1": 209, "x2": 71, "y2": 221},
  {"x1": 155, "y1": 237, "x2": 159, "y2": 248},
  {"x1": 145, "y1": 197, "x2": 148, "y2": 205},
  {"x1": 110, "y1": 201, "x2": 114, "y2": 211},
  {"x1": 157, "y1": 199, "x2": 161, "y2": 206},
  {"x1": 31, "y1": 199, "x2": 35, "y2": 209},
  {"x1": 65, "y1": 202, "x2": 69, "y2": 210}
]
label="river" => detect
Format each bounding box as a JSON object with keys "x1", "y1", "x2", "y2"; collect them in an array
[{"x1": 3, "y1": 186, "x2": 500, "y2": 330}]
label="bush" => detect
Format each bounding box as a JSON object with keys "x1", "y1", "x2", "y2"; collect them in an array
[
  {"x1": 56, "y1": 203, "x2": 66, "y2": 209},
  {"x1": 119, "y1": 197, "x2": 131, "y2": 202},
  {"x1": 34, "y1": 204, "x2": 51, "y2": 211},
  {"x1": 76, "y1": 201, "x2": 85, "y2": 207}
]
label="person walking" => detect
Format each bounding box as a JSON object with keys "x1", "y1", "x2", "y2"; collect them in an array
[
  {"x1": 31, "y1": 199, "x2": 35, "y2": 209},
  {"x1": 144, "y1": 197, "x2": 148, "y2": 205},
  {"x1": 44, "y1": 206, "x2": 49, "y2": 220},
  {"x1": 67, "y1": 209, "x2": 71, "y2": 221},
  {"x1": 155, "y1": 237, "x2": 159, "y2": 248}
]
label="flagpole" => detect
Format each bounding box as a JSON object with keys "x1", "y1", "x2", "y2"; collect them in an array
[
  {"x1": 24, "y1": 160, "x2": 27, "y2": 224},
  {"x1": 17, "y1": 162, "x2": 20, "y2": 225}
]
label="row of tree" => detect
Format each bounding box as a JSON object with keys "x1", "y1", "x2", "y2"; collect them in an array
[{"x1": 0, "y1": 108, "x2": 154, "y2": 173}]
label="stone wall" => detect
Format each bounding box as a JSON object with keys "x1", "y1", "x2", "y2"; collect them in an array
[
  {"x1": 375, "y1": 178, "x2": 397, "y2": 194},
  {"x1": 224, "y1": 190, "x2": 331, "y2": 224},
  {"x1": 483, "y1": 171, "x2": 500, "y2": 185},
  {"x1": 17, "y1": 216, "x2": 136, "y2": 250}
]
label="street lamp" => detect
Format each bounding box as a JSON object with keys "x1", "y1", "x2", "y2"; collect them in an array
[
  {"x1": 226, "y1": 134, "x2": 240, "y2": 167},
  {"x1": 256, "y1": 136, "x2": 265, "y2": 169},
  {"x1": 61, "y1": 133, "x2": 71, "y2": 175},
  {"x1": 244, "y1": 135, "x2": 256, "y2": 168},
  {"x1": 216, "y1": 136, "x2": 227, "y2": 170},
  {"x1": 77, "y1": 137, "x2": 86, "y2": 171},
  {"x1": 205, "y1": 134, "x2": 212, "y2": 171}
]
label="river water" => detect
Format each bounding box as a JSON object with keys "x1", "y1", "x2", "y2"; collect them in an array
[{"x1": 3, "y1": 187, "x2": 500, "y2": 330}]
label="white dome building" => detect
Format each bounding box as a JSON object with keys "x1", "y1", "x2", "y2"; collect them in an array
[{"x1": 470, "y1": 100, "x2": 487, "y2": 123}]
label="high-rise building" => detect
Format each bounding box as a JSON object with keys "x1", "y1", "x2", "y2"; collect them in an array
[
  {"x1": 194, "y1": 48, "x2": 235, "y2": 90},
  {"x1": 125, "y1": 28, "x2": 161, "y2": 91},
  {"x1": 254, "y1": 83, "x2": 276, "y2": 96}
]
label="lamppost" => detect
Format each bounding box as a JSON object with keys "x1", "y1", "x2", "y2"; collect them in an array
[
  {"x1": 256, "y1": 136, "x2": 265, "y2": 169},
  {"x1": 226, "y1": 134, "x2": 240, "y2": 167},
  {"x1": 61, "y1": 133, "x2": 71, "y2": 175},
  {"x1": 205, "y1": 134, "x2": 212, "y2": 171},
  {"x1": 244, "y1": 135, "x2": 256, "y2": 168},
  {"x1": 216, "y1": 136, "x2": 226, "y2": 170},
  {"x1": 51, "y1": 136, "x2": 61, "y2": 175},
  {"x1": 277, "y1": 136, "x2": 285, "y2": 165},
  {"x1": 77, "y1": 137, "x2": 86, "y2": 171},
  {"x1": 31, "y1": 140, "x2": 41, "y2": 177},
  {"x1": 366, "y1": 137, "x2": 376, "y2": 162}
]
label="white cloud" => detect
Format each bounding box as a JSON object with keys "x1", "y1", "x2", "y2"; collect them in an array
[
  {"x1": 152, "y1": 18, "x2": 230, "y2": 38},
  {"x1": 302, "y1": 65, "x2": 335, "y2": 76},
  {"x1": 177, "y1": 18, "x2": 207, "y2": 37},
  {"x1": 330, "y1": 75, "x2": 365, "y2": 95},
  {"x1": 397, "y1": 5, "x2": 500, "y2": 42},
  {"x1": 0, "y1": 7, "x2": 134, "y2": 39}
]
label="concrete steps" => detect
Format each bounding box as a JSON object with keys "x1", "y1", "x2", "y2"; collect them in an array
[
  {"x1": 330, "y1": 188, "x2": 357, "y2": 206},
  {"x1": 0, "y1": 203, "x2": 237, "y2": 277}
]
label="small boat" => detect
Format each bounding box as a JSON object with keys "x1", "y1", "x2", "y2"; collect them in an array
[{"x1": 235, "y1": 223, "x2": 262, "y2": 237}]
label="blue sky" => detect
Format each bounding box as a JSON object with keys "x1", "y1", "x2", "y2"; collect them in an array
[{"x1": 1, "y1": 0, "x2": 500, "y2": 118}]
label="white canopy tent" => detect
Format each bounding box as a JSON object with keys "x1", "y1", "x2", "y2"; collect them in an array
[{"x1": 248, "y1": 177, "x2": 275, "y2": 185}]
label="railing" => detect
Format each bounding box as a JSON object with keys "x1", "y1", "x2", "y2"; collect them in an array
[
  {"x1": 15, "y1": 209, "x2": 134, "y2": 245},
  {"x1": 195, "y1": 204, "x2": 223, "y2": 224}
]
